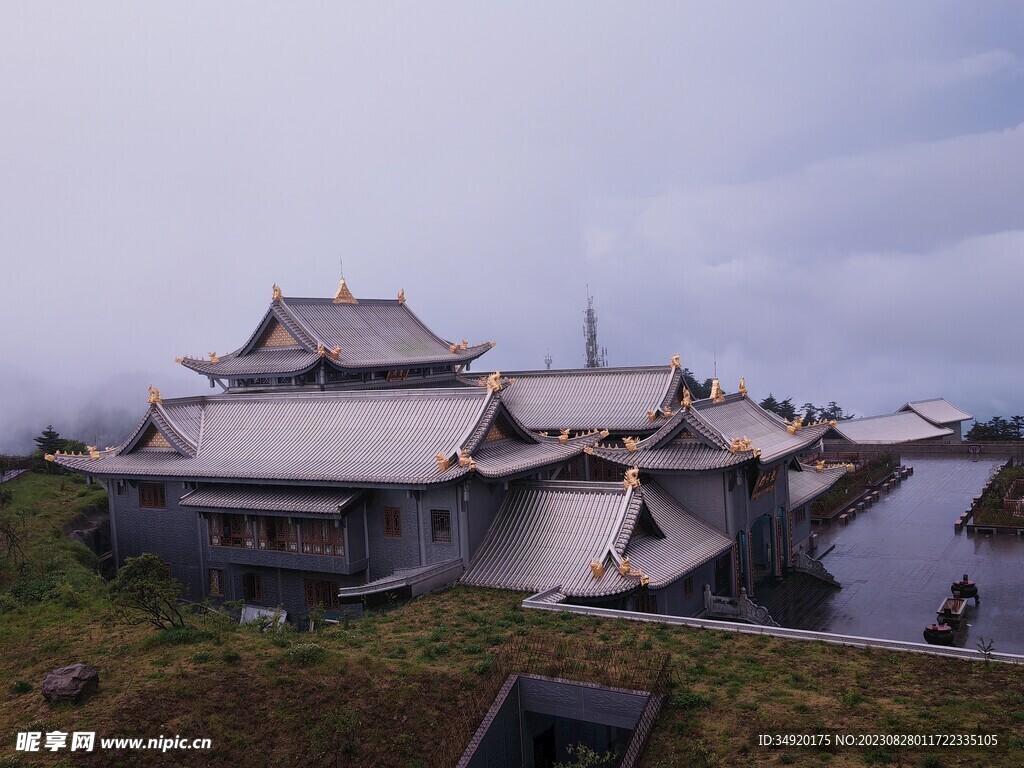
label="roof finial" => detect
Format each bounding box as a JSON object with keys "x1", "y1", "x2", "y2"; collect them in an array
[
  {"x1": 682, "y1": 386, "x2": 692, "y2": 410},
  {"x1": 333, "y1": 277, "x2": 357, "y2": 304},
  {"x1": 271, "y1": 283, "x2": 282, "y2": 301},
  {"x1": 710, "y1": 378, "x2": 724, "y2": 404},
  {"x1": 397, "y1": 288, "x2": 405, "y2": 304},
  {"x1": 738, "y1": 377, "x2": 747, "y2": 398},
  {"x1": 148, "y1": 385, "x2": 162, "y2": 405},
  {"x1": 670, "y1": 354, "x2": 680, "y2": 369},
  {"x1": 623, "y1": 466, "x2": 641, "y2": 490}
]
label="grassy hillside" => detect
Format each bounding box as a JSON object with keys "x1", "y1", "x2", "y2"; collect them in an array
[{"x1": 1, "y1": 475, "x2": 1023, "y2": 767}]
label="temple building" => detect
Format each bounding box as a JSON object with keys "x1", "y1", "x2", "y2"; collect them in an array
[{"x1": 52, "y1": 281, "x2": 846, "y2": 626}]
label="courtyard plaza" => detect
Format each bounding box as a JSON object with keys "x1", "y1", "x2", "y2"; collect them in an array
[{"x1": 805, "y1": 456, "x2": 1024, "y2": 652}]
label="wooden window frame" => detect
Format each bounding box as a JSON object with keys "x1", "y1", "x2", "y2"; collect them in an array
[
  {"x1": 300, "y1": 519, "x2": 344, "y2": 556},
  {"x1": 304, "y1": 579, "x2": 340, "y2": 610},
  {"x1": 383, "y1": 506, "x2": 402, "y2": 538},
  {"x1": 684, "y1": 576, "x2": 693, "y2": 598},
  {"x1": 430, "y1": 509, "x2": 452, "y2": 543},
  {"x1": 138, "y1": 482, "x2": 166, "y2": 509},
  {"x1": 258, "y1": 516, "x2": 298, "y2": 552},
  {"x1": 209, "y1": 569, "x2": 224, "y2": 598}
]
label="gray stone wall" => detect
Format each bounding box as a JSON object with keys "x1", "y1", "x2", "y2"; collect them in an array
[
  {"x1": 655, "y1": 473, "x2": 727, "y2": 532},
  {"x1": 652, "y1": 558, "x2": 718, "y2": 617},
  {"x1": 111, "y1": 480, "x2": 204, "y2": 600},
  {"x1": 366, "y1": 489, "x2": 422, "y2": 580},
  {"x1": 467, "y1": 478, "x2": 505, "y2": 559},
  {"x1": 420, "y1": 486, "x2": 461, "y2": 565}
]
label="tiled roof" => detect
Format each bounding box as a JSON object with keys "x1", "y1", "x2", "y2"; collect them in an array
[
  {"x1": 462, "y1": 479, "x2": 732, "y2": 598},
  {"x1": 462, "y1": 481, "x2": 639, "y2": 598},
  {"x1": 899, "y1": 398, "x2": 973, "y2": 426},
  {"x1": 498, "y1": 366, "x2": 682, "y2": 433},
  {"x1": 787, "y1": 465, "x2": 849, "y2": 510},
  {"x1": 471, "y1": 438, "x2": 593, "y2": 479},
  {"x1": 54, "y1": 388, "x2": 491, "y2": 485},
  {"x1": 180, "y1": 485, "x2": 363, "y2": 515},
  {"x1": 623, "y1": 483, "x2": 733, "y2": 589},
  {"x1": 181, "y1": 348, "x2": 320, "y2": 376},
  {"x1": 691, "y1": 394, "x2": 830, "y2": 463},
  {"x1": 587, "y1": 439, "x2": 750, "y2": 472},
  {"x1": 828, "y1": 412, "x2": 953, "y2": 444},
  {"x1": 180, "y1": 296, "x2": 492, "y2": 377}
]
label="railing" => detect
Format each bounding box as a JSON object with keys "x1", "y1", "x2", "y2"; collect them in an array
[
  {"x1": 301, "y1": 542, "x2": 344, "y2": 556},
  {"x1": 1003, "y1": 479, "x2": 1024, "y2": 516},
  {"x1": 792, "y1": 551, "x2": 840, "y2": 587},
  {"x1": 703, "y1": 585, "x2": 780, "y2": 627},
  {"x1": 522, "y1": 589, "x2": 1024, "y2": 665}
]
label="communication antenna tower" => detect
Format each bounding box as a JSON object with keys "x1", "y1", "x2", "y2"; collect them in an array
[{"x1": 583, "y1": 286, "x2": 608, "y2": 368}]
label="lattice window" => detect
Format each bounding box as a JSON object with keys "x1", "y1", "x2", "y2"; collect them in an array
[
  {"x1": 589, "y1": 455, "x2": 622, "y2": 482},
  {"x1": 212, "y1": 514, "x2": 253, "y2": 548},
  {"x1": 209, "y1": 569, "x2": 224, "y2": 598},
  {"x1": 304, "y1": 579, "x2": 340, "y2": 610},
  {"x1": 485, "y1": 414, "x2": 513, "y2": 442},
  {"x1": 300, "y1": 519, "x2": 344, "y2": 556},
  {"x1": 138, "y1": 482, "x2": 166, "y2": 509},
  {"x1": 383, "y1": 506, "x2": 402, "y2": 538},
  {"x1": 430, "y1": 509, "x2": 452, "y2": 543},
  {"x1": 258, "y1": 516, "x2": 298, "y2": 552}
]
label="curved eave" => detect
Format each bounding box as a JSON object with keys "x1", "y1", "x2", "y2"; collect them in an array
[
  {"x1": 179, "y1": 352, "x2": 321, "y2": 378},
  {"x1": 587, "y1": 446, "x2": 753, "y2": 473}
]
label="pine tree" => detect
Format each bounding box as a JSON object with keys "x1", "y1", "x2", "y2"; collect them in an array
[{"x1": 33, "y1": 425, "x2": 64, "y2": 455}]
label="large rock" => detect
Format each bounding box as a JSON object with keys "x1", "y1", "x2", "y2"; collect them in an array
[{"x1": 42, "y1": 664, "x2": 99, "y2": 704}]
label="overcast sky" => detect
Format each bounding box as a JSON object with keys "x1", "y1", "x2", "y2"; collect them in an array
[{"x1": 2, "y1": 3, "x2": 1023, "y2": 452}]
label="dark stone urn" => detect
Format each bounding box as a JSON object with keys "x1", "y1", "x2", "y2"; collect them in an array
[{"x1": 42, "y1": 664, "x2": 99, "y2": 704}]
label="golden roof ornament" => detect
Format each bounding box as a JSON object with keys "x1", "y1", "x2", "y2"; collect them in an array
[
  {"x1": 174, "y1": 357, "x2": 183, "y2": 364},
  {"x1": 663, "y1": 405, "x2": 673, "y2": 417},
  {"x1": 148, "y1": 385, "x2": 162, "y2": 405},
  {"x1": 640, "y1": 574, "x2": 650, "y2": 587},
  {"x1": 435, "y1": 453, "x2": 451, "y2": 473},
  {"x1": 829, "y1": 420, "x2": 838, "y2": 427},
  {"x1": 617, "y1": 556, "x2": 632, "y2": 576},
  {"x1": 786, "y1": 416, "x2": 804, "y2": 435},
  {"x1": 738, "y1": 377, "x2": 747, "y2": 398},
  {"x1": 272, "y1": 283, "x2": 283, "y2": 302},
  {"x1": 623, "y1": 466, "x2": 641, "y2": 490},
  {"x1": 458, "y1": 450, "x2": 477, "y2": 471},
  {"x1": 486, "y1": 371, "x2": 504, "y2": 393},
  {"x1": 670, "y1": 354, "x2": 681, "y2": 369},
  {"x1": 590, "y1": 560, "x2": 605, "y2": 579},
  {"x1": 815, "y1": 459, "x2": 825, "y2": 473},
  {"x1": 317, "y1": 344, "x2": 327, "y2": 358},
  {"x1": 329, "y1": 346, "x2": 341, "y2": 361},
  {"x1": 397, "y1": 288, "x2": 405, "y2": 304},
  {"x1": 44, "y1": 453, "x2": 55, "y2": 462},
  {"x1": 87, "y1": 445, "x2": 101, "y2": 460},
  {"x1": 681, "y1": 387, "x2": 692, "y2": 410},
  {"x1": 450, "y1": 343, "x2": 460, "y2": 354},
  {"x1": 332, "y1": 278, "x2": 357, "y2": 304},
  {"x1": 710, "y1": 378, "x2": 724, "y2": 404},
  {"x1": 208, "y1": 352, "x2": 220, "y2": 364},
  {"x1": 623, "y1": 436, "x2": 639, "y2": 453},
  {"x1": 489, "y1": 341, "x2": 497, "y2": 348},
  {"x1": 558, "y1": 428, "x2": 570, "y2": 444},
  {"x1": 600, "y1": 428, "x2": 610, "y2": 438},
  {"x1": 647, "y1": 409, "x2": 657, "y2": 423},
  {"x1": 729, "y1": 436, "x2": 753, "y2": 453}
]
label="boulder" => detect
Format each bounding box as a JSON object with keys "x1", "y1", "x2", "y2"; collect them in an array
[{"x1": 42, "y1": 664, "x2": 99, "y2": 704}]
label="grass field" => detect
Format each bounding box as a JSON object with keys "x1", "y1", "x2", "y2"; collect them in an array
[{"x1": 1, "y1": 474, "x2": 1023, "y2": 767}]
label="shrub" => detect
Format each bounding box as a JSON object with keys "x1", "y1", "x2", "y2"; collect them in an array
[
  {"x1": 285, "y1": 643, "x2": 327, "y2": 666},
  {"x1": 11, "y1": 681, "x2": 32, "y2": 694}
]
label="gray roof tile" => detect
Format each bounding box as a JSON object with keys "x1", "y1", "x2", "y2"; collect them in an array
[
  {"x1": 498, "y1": 366, "x2": 682, "y2": 433},
  {"x1": 828, "y1": 412, "x2": 953, "y2": 443},
  {"x1": 180, "y1": 485, "x2": 363, "y2": 515},
  {"x1": 899, "y1": 398, "x2": 973, "y2": 426},
  {"x1": 691, "y1": 394, "x2": 830, "y2": 462},
  {"x1": 787, "y1": 465, "x2": 849, "y2": 509},
  {"x1": 624, "y1": 483, "x2": 733, "y2": 589}
]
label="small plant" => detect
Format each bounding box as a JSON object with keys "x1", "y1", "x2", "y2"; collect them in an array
[
  {"x1": 221, "y1": 649, "x2": 241, "y2": 665},
  {"x1": 285, "y1": 642, "x2": 327, "y2": 666},
  {"x1": 554, "y1": 743, "x2": 620, "y2": 768},
  {"x1": 977, "y1": 636, "x2": 996, "y2": 663},
  {"x1": 11, "y1": 681, "x2": 32, "y2": 694}
]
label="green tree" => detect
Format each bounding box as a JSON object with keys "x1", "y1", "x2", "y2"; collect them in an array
[
  {"x1": 759, "y1": 393, "x2": 780, "y2": 414},
  {"x1": 34, "y1": 425, "x2": 64, "y2": 455},
  {"x1": 776, "y1": 397, "x2": 797, "y2": 420},
  {"x1": 109, "y1": 553, "x2": 187, "y2": 629}
]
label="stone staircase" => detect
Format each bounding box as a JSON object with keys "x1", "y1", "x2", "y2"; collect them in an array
[{"x1": 755, "y1": 570, "x2": 840, "y2": 629}]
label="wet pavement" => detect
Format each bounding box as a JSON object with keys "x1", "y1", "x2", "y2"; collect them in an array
[{"x1": 805, "y1": 456, "x2": 1024, "y2": 654}]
